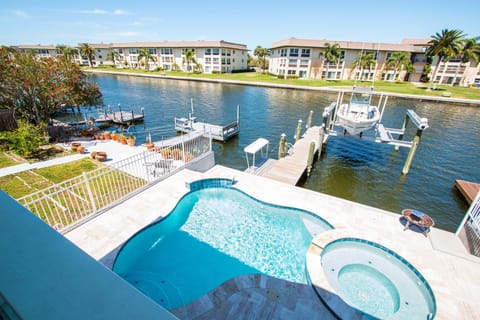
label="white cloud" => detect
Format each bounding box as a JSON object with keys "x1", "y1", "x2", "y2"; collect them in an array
[
  {"x1": 12, "y1": 10, "x2": 29, "y2": 18},
  {"x1": 61, "y1": 9, "x2": 129, "y2": 15}
]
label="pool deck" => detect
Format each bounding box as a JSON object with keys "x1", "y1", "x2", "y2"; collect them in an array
[{"x1": 65, "y1": 165, "x2": 480, "y2": 320}]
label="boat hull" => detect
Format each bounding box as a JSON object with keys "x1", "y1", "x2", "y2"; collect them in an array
[{"x1": 336, "y1": 104, "x2": 380, "y2": 135}]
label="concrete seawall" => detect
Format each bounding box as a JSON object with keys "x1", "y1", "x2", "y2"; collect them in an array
[{"x1": 85, "y1": 69, "x2": 480, "y2": 106}]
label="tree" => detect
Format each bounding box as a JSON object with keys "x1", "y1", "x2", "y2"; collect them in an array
[
  {"x1": 79, "y1": 43, "x2": 96, "y2": 67},
  {"x1": 182, "y1": 49, "x2": 196, "y2": 72},
  {"x1": 106, "y1": 49, "x2": 121, "y2": 66},
  {"x1": 322, "y1": 43, "x2": 341, "y2": 80},
  {"x1": 138, "y1": 48, "x2": 157, "y2": 70},
  {"x1": 426, "y1": 29, "x2": 466, "y2": 90},
  {"x1": 0, "y1": 48, "x2": 103, "y2": 125},
  {"x1": 385, "y1": 51, "x2": 413, "y2": 81},
  {"x1": 56, "y1": 44, "x2": 77, "y2": 60},
  {"x1": 253, "y1": 45, "x2": 268, "y2": 72},
  {"x1": 352, "y1": 53, "x2": 376, "y2": 81},
  {"x1": 457, "y1": 37, "x2": 480, "y2": 86}
]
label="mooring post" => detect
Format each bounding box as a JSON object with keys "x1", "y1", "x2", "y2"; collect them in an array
[
  {"x1": 402, "y1": 129, "x2": 423, "y2": 175},
  {"x1": 307, "y1": 140, "x2": 316, "y2": 176},
  {"x1": 306, "y1": 110, "x2": 314, "y2": 129},
  {"x1": 395, "y1": 114, "x2": 410, "y2": 151},
  {"x1": 278, "y1": 133, "x2": 286, "y2": 159},
  {"x1": 318, "y1": 124, "x2": 325, "y2": 159},
  {"x1": 295, "y1": 119, "x2": 303, "y2": 143}
]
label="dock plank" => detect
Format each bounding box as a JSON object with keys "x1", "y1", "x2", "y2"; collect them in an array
[
  {"x1": 261, "y1": 126, "x2": 321, "y2": 185},
  {"x1": 455, "y1": 180, "x2": 480, "y2": 204}
]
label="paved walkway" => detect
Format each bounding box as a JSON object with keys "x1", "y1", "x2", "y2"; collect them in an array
[{"x1": 0, "y1": 140, "x2": 146, "y2": 178}]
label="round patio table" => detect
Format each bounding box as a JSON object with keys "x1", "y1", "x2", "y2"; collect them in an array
[{"x1": 402, "y1": 209, "x2": 435, "y2": 237}]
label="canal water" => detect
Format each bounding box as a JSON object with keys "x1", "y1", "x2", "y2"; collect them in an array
[{"x1": 89, "y1": 74, "x2": 480, "y2": 232}]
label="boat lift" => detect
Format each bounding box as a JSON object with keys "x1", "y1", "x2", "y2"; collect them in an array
[{"x1": 321, "y1": 91, "x2": 429, "y2": 175}]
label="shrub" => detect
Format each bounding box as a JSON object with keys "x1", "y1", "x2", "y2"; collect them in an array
[{"x1": 0, "y1": 121, "x2": 47, "y2": 157}]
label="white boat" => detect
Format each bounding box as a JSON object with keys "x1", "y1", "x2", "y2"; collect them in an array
[{"x1": 336, "y1": 86, "x2": 380, "y2": 136}]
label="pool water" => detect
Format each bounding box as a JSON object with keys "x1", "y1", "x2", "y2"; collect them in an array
[
  {"x1": 320, "y1": 238, "x2": 436, "y2": 319},
  {"x1": 113, "y1": 183, "x2": 332, "y2": 309}
]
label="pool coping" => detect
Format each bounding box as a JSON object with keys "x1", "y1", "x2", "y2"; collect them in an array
[{"x1": 65, "y1": 165, "x2": 480, "y2": 319}]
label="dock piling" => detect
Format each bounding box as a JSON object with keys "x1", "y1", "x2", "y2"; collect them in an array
[
  {"x1": 278, "y1": 133, "x2": 287, "y2": 159},
  {"x1": 306, "y1": 110, "x2": 313, "y2": 129},
  {"x1": 295, "y1": 120, "x2": 303, "y2": 143},
  {"x1": 307, "y1": 140, "x2": 316, "y2": 176},
  {"x1": 402, "y1": 129, "x2": 422, "y2": 175}
]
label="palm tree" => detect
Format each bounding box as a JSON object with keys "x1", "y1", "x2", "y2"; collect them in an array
[
  {"x1": 457, "y1": 37, "x2": 480, "y2": 86},
  {"x1": 352, "y1": 53, "x2": 376, "y2": 81},
  {"x1": 253, "y1": 45, "x2": 269, "y2": 72},
  {"x1": 79, "y1": 43, "x2": 96, "y2": 67},
  {"x1": 426, "y1": 29, "x2": 466, "y2": 90},
  {"x1": 106, "y1": 50, "x2": 121, "y2": 67},
  {"x1": 322, "y1": 43, "x2": 341, "y2": 80},
  {"x1": 56, "y1": 44, "x2": 77, "y2": 60},
  {"x1": 138, "y1": 48, "x2": 157, "y2": 70},
  {"x1": 385, "y1": 51, "x2": 413, "y2": 81},
  {"x1": 182, "y1": 49, "x2": 196, "y2": 72}
]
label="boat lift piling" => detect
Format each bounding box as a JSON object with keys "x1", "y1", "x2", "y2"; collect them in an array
[
  {"x1": 401, "y1": 110, "x2": 429, "y2": 175},
  {"x1": 295, "y1": 120, "x2": 303, "y2": 143}
]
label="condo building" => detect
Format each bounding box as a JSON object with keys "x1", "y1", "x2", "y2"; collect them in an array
[
  {"x1": 15, "y1": 40, "x2": 249, "y2": 74},
  {"x1": 269, "y1": 38, "x2": 480, "y2": 86}
]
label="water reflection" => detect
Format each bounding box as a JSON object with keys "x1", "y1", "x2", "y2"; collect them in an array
[{"x1": 90, "y1": 74, "x2": 480, "y2": 232}]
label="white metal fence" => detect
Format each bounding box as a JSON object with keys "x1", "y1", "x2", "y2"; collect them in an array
[
  {"x1": 16, "y1": 135, "x2": 212, "y2": 233},
  {"x1": 456, "y1": 192, "x2": 480, "y2": 256}
]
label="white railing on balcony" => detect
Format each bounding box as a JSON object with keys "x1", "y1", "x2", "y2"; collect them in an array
[
  {"x1": 16, "y1": 134, "x2": 212, "y2": 233},
  {"x1": 456, "y1": 191, "x2": 480, "y2": 256}
]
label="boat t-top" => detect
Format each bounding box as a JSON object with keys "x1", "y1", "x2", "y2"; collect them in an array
[{"x1": 336, "y1": 86, "x2": 380, "y2": 136}]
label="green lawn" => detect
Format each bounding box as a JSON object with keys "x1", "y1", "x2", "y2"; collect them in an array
[
  {"x1": 0, "y1": 153, "x2": 25, "y2": 168},
  {"x1": 0, "y1": 158, "x2": 102, "y2": 199},
  {"x1": 88, "y1": 66, "x2": 480, "y2": 101}
]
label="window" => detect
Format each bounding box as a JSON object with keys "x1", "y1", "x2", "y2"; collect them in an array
[
  {"x1": 149, "y1": 48, "x2": 157, "y2": 54},
  {"x1": 288, "y1": 59, "x2": 297, "y2": 67},
  {"x1": 301, "y1": 49, "x2": 310, "y2": 57},
  {"x1": 182, "y1": 48, "x2": 195, "y2": 54},
  {"x1": 280, "y1": 48, "x2": 287, "y2": 57},
  {"x1": 227, "y1": 50, "x2": 231, "y2": 56},
  {"x1": 129, "y1": 48, "x2": 138, "y2": 54},
  {"x1": 289, "y1": 48, "x2": 299, "y2": 56},
  {"x1": 300, "y1": 59, "x2": 309, "y2": 67},
  {"x1": 221, "y1": 58, "x2": 226, "y2": 64},
  {"x1": 97, "y1": 49, "x2": 101, "y2": 53},
  {"x1": 205, "y1": 48, "x2": 212, "y2": 55},
  {"x1": 205, "y1": 57, "x2": 212, "y2": 64},
  {"x1": 212, "y1": 48, "x2": 220, "y2": 55},
  {"x1": 99, "y1": 55, "x2": 102, "y2": 59},
  {"x1": 227, "y1": 58, "x2": 231, "y2": 65},
  {"x1": 213, "y1": 57, "x2": 219, "y2": 63},
  {"x1": 161, "y1": 48, "x2": 172, "y2": 55},
  {"x1": 340, "y1": 50, "x2": 345, "y2": 59},
  {"x1": 118, "y1": 49, "x2": 123, "y2": 54},
  {"x1": 288, "y1": 70, "x2": 296, "y2": 75},
  {"x1": 221, "y1": 49, "x2": 226, "y2": 56}
]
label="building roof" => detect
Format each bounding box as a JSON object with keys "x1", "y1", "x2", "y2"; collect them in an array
[
  {"x1": 83, "y1": 43, "x2": 112, "y2": 49},
  {"x1": 16, "y1": 45, "x2": 58, "y2": 50},
  {"x1": 270, "y1": 37, "x2": 427, "y2": 52},
  {"x1": 111, "y1": 40, "x2": 248, "y2": 50}
]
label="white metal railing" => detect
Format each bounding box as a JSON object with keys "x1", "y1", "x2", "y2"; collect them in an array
[
  {"x1": 16, "y1": 135, "x2": 211, "y2": 233},
  {"x1": 456, "y1": 191, "x2": 480, "y2": 256}
]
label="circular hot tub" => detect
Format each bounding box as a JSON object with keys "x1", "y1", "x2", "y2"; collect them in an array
[{"x1": 313, "y1": 238, "x2": 436, "y2": 319}]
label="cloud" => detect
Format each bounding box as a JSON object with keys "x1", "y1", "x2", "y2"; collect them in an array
[
  {"x1": 59, "y1": 9, "x2": 129, "y2": 15},
  {"x1": 12, "y1": 10, "x2": 29, "y2": 18}
]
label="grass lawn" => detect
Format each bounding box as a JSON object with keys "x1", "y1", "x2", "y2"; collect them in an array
[
  {"x1": 0, "y1": 158, "x2": 102, "y2": 199},
  {"x1": 89, "y1": 67, "x2": 480, "y2": 101},
  {"x1": 0, "y1": 153, "x2": 26, "y2": 168}
]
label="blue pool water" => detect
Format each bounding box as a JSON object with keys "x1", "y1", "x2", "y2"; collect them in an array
[
  {"x1": 113, "y1": 179, "x2": 333, "y2": 309},
  {"x1": 320, "y1": 238, "x2": 436, "y2": 319}
]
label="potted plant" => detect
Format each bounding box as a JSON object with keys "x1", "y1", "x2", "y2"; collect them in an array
[
  {"x1": 119, "y1": 134, "x2": 127, "y2": 145},
  {"x1": 77, "y1": 145, "x2": 86, "y2": 154},
  {"x1": 70, "y1": 142, "x2": 81, "y2": 151},
  {"x1": 145, "y1": 133, "x2": 154, "y2": 151},
  {"x1": 126, "y1": 135, "x2": 136, "y2": 147},
  {"x1": 103, "y1": 131, "x2": 111, "y2": 140}
]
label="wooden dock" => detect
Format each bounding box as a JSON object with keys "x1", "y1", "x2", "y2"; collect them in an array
[
  {"x1": 455, "y1": 179, "x2": 480, "y2": 204},
  {"x1": 259, "y1": 126, "x2": 322, "y2": 185}
]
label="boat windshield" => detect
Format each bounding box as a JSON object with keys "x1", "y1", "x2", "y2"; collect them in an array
[{"x1": 351, "y1": 92, "x2": 372, "y2": 105}]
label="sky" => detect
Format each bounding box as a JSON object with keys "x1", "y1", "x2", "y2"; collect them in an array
[{"x1": 0, "y1": 0, "x2": 478, "y2": 50}]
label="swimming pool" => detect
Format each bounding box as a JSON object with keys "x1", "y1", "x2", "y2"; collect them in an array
[
  {"x1": 318, "y1": 238, "x2": 436, "y2": 319},
  {"x1": 113, "y1": 178, "x2": 333, "y2": 309}
]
